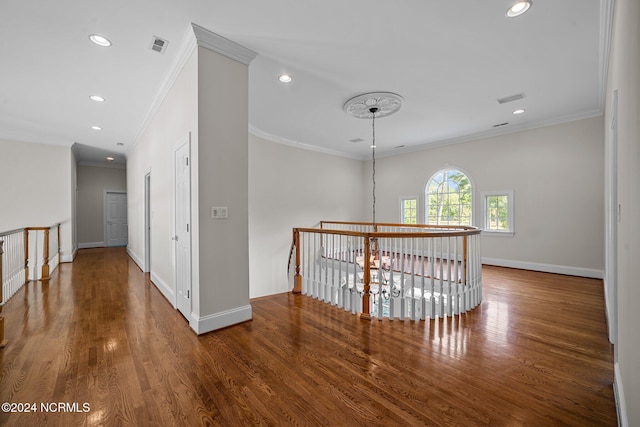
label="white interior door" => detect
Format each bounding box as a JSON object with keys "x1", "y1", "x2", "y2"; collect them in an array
[
  {"x1": 144, "y1": 173, "x2": 151, "y2": 273},
  {"x1": 605, "y1": 90, "x2": 618, "y2": 347},
  {"x1": 105, "y1": 192, "x2": 128, "y2": 247},
  {"x1": 174, "y1": 138, "x2": 191, "y2": 318}
]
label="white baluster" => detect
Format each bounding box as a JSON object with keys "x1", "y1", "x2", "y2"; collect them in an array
[
  {"x1": 445, "y1": 236, "x2": 452, "y2": 317},
  {"x1": 409, "y1": 237, "x2": 418, "y2": 320},
  {"x1": 420, "y1": 238, "x2": 426, "y2": 321},
  {"x1": 452, "y1": 236, "x2": 458, "y2": 315}
]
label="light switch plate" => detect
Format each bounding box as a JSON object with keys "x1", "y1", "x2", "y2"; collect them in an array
[{"x1": 211, "y1": 206, "x2": 228, "y2": 219}]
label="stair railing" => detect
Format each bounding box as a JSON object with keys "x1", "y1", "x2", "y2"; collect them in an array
[
  {"x1": 290, "y1": 221, "x2": 482, "y2": 322},
  {"x1": 0, "y1": 240, "x2": 7, "y2": 347},
  {"x1": 1, "y1": 223, "x2": 61, "y2": 303}
]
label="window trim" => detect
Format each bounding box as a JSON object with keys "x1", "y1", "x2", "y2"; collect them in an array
[
  {"x1": 399, "y1": 196, "x2": 418, "y2": 224},
  {"x1": 482, "y1": 190, "x2": 515, "y2": 236}
]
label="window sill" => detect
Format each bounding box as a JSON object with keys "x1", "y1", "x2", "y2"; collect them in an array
[{"x1": 482, "y1": 230, "x2": 514, "y2": 237}]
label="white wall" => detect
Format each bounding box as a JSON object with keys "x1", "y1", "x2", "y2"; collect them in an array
[
  {"x1": 0, "y1": 139, "x2": 73, "y2": 262},
  {"x1": 248, "y1": 134, "x2": 365, "y2": 298},
  {"x1": 127, "y1": 48, "x2": 198, "y2": 307},
  {"x1": 77, "y1": 165, "x2": 126, "y2": 247},
  {"x1": 367, "y1": 116, "x2": 604, "y2": 277},
  {"x1": 606, "y1": 0, "x2": 640, "y2": 424},
  {"x1": 195, "y1": 45, "x2": 251, "y2": 324},
  {"x1": 128, "y1": 36, "x2": 256, "y2": 333}
]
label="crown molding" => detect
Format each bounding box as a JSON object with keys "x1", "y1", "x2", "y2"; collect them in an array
[
  {"x1": 252, "y1": 108, "x2": 604, "y2": 163},
  {"x1": 127, "y1": 24, "x2": 257, "y2": 158},
  {"x1": 77, "y1": 161, "x2": 126, "y2": 170},
  {"x1": 249, "y1": 125, "x2": 362, "y2": 161},
  {"x1": 127, "y1": 25, "x2": 198, "y2": 158},
  {"x1": 191, "y1": 23, "x2": 257, "y2": 66},
  {"x1": 376, "y1": 109, "x2": 605, "y2": 160}
]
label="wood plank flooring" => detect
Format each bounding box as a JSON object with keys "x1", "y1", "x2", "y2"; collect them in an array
[{"x1": 0, "y1": 248, "x2": 616, "y2": 426}]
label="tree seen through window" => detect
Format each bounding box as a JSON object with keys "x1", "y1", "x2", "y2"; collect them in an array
[
  {"x1": 401, "y1": 198, "x2": 417, "y2": 224},
  {"x1": 486, "y1": 195, "x2": 509, "y2": 231},
  {"x1": 425, "y1": 168, "x2": 472, "y2": 226}
]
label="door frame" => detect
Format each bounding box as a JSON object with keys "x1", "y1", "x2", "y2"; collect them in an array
[
  {"x1": 103, "y1": 190, "x2": 128, "y2": 247},
  {"x1": 173, "y1": 133, "x2": 192, "y2": 318},
  {"x1": 144, "y1": 171, "x2": 151, "y2": 273},
  {"x1": 605, "y1": 89, "x2": 618, "y2": 347}
]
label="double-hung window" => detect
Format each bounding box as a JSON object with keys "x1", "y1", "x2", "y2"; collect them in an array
[
  {"x1": 400, "y1": 197, "x2": 418, "y2": 224},
  {"x1": 482, "y1": 190, "x2": 514, "y2": 235}
]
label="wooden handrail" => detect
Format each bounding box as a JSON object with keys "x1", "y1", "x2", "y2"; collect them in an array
[
  {"x1": 292, "y1": 222, "x2": 482, "y2": 322},
  {"x1": 24, "y1": 226, "x2": 54, "y2": 231},
  {"x1": 0, "y1": 227, "x2": 25, "y2": 237},
  {"x1": 320, "y1": 220, "x2": 479, "y2": 231},
  {"x1": 295, "y1": 227, "x2": 481, "y2": 239}
]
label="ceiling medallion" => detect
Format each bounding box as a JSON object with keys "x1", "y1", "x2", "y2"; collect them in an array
[{"x1": 343, "y1": 92, "x2": 404, "y2": 119}]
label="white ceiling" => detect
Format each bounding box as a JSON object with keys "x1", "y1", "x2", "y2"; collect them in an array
[{"x1": 0, "y1": 0, "x2": 607, "y2": 163}]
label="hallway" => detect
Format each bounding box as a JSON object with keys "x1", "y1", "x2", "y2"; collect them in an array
[{"x1": 0, "y1": 248, "x2": 616, "y2": 426}]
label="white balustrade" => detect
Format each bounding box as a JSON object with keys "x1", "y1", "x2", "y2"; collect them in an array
[
  {"x1": 291, "y1": 221, "x2": 482, "y2": 321},
  {"x1": 1, "y1": 224, "x2": 61, "y2": 304},
  {"x1": 1, "y1": 229, "x2": 26, "y2": 304}
]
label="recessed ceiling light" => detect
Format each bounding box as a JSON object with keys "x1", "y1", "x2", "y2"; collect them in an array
[
  {"x1": 278, "y1": 74, "x2": 292, "y2": 83},
  {"x1": 106, "y1": 157, "x2": 115, "y2": 161},
  {"x1": 91, "y1": 125, "x2": 102, "y2": 130},
  {"x1": 90, "y1": 95, "x2": 105, "y2": 102},
  {"x1": 89, "y1": 34, "x2": 112, "y2": 47},
  {"x1": 506, "y1": 1, "x2": 532, "y2": 18},
  {"x1": 513, "y1": 109, "x2": 526, "y2": 115}
]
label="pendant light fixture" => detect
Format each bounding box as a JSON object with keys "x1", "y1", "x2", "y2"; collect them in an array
[{"x1": 343, "y1": 92, "x2": 404, "y2": 229}]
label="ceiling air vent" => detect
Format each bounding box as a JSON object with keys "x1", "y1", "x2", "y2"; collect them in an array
[
  {"x1": 493, "y1": 122, "x2": 510, "y2": 128},
  {"x1": 496, "y1": 92, "x2": 525, "y2": 104},
  {"x1": 349, "y1": 138, "x2": 364, "y2": 143},
  {"x1": 150, "y1": 36, "x2": 168, "y2": 54}
]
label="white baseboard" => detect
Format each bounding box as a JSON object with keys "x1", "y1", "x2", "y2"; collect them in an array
[
  {"x1": 60, "y1": 248, "x2": 77, "y2": 263},
  {"x1": 482, "y1": 257, "x2": 604, "y2": 279},
  {"x1": 78, "y1": 241, "x2": 105, "y2": 249},
  {"x1": 150, "y1": 272, "x2": 176, "y2": 308},
  {"x1": 614, "y1": 362, "x2": 628, "y2": 427},
  {"x1": 192, "y1": 304, "x2": 252, "y2": 335},
  {"x1": 126, "y1": 247, "x2": 144, "y2": 271}
]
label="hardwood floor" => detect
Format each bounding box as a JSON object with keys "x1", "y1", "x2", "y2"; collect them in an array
[{"x1": 0, "y1": 248, "x2": 616, "y2": 426}]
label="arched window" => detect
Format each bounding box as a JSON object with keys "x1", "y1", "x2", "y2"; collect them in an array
[{"x1": 425, "y1": 168, "x2": 473, "y2": 225}]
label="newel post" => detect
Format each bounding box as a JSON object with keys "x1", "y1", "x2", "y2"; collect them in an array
[
  {"x1": 293, "y1": 229, "x2": 302, "y2": 294},
  {"x1": 360, "y1": 236, "x2": 372, "y2": 321},
  {"x1": 23, "y1": 229, "x2": 29, "y2": 283},
  {"x1": 0, "y1": 240, "x2": 7, "y2": 347},
  {"x1": 41, "y1": 228, "x2": 50, "y2": 280}
]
